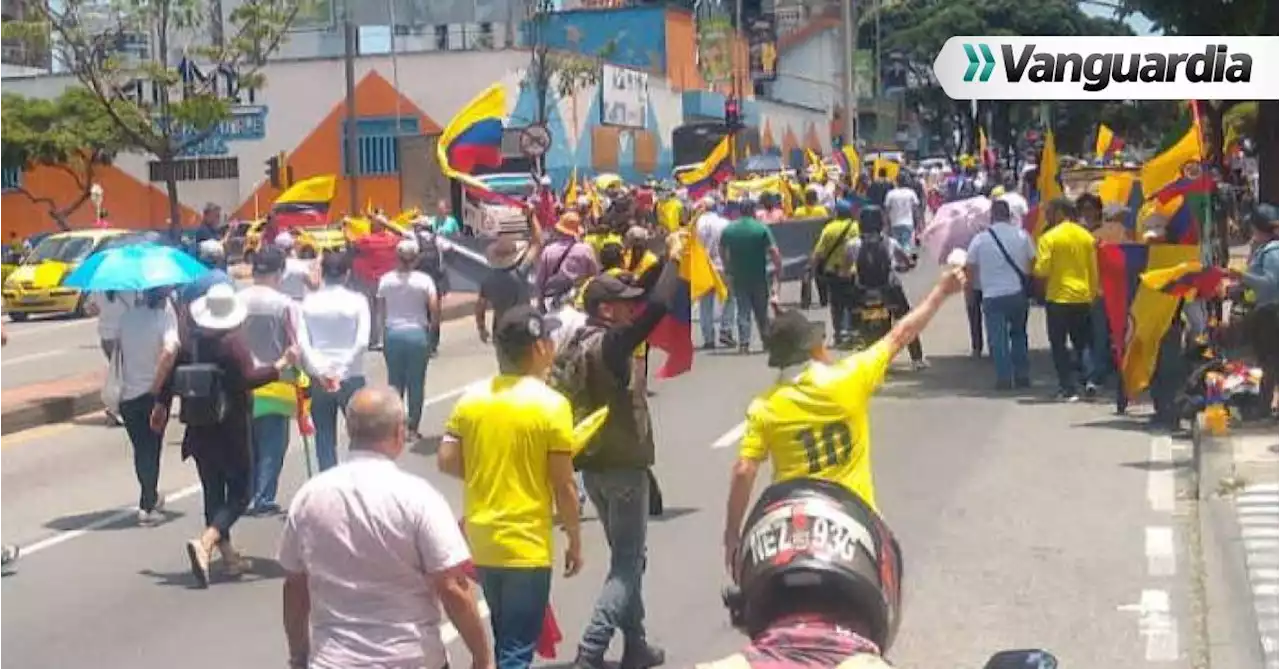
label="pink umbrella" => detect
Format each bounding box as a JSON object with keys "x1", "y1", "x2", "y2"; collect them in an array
[{"x1": 918, "y1": 196, "x2": 991, "y2": 265}]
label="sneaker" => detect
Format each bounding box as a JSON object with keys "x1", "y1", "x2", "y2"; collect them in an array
[
  {"x1": 911, "y1": 358, "x2": 930, "y2": 371},
  {"x1": 1054, "y1": 389, "x2": 1080, "y2": 403},
  {"x1": 218, "y1": 541, "x2": 251, "y2": 577},
  {"x1": 104, "y1": 409, "x2": 123, "y2": 426},
  {"x1": 1083, "y1": 382, "x2": 1099, "y2": 399},
  {"x1": 2, "y1": 544, "x2": 20, "y2": 567},
  {"x1": 719, "y1": 332, "x2": 737, "y2": 348},
  {"x1": 738, "y1": 344, "x2": 750, "y2": 354},
  {"x1": 186, "y1": 539, "x2": 211, "y2": 589},
  {"x1": 621, "y1": 642, "x2": 667, "y2": 669}
]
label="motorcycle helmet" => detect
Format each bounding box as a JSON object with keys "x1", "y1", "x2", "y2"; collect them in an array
[
  {"x1": 724, "y1": 478, "x2": 903, "y2": 652},
  {"x1": 834, "y1": 199, "x2": 854, "y2": 219},
  {"x1": 860, "y1": 205, "x2": 885, "y2": 234}
]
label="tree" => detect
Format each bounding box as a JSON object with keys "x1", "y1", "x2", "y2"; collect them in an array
[
  {"x1": 5, "y1": 0, "x2": 304, "y2": 233},
  {"x1": 860, "y1": 0, "x2": 1139, "y2": 154},
  {"x1": 1, "y1": 87, "x2": 131, "y2": 230},
  {"x1": 1120, "y1": 0, "x2": 1279, "y2": 206},
  {"x1": 524, "y1": 0, "x2": 617, "y2": 170}
]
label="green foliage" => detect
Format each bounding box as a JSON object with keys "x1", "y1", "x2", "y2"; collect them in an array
[
  {"x1": 524, "y1": 1, "x2": 618, "y2": 122},
  {"x1": 1120, "y1": 0, "x2": 1278, "y2": 36}
]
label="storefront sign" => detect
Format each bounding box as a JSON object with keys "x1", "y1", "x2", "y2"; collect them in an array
[{"x1": 176, "y1": 106, "x2": 269, "y2": 157}]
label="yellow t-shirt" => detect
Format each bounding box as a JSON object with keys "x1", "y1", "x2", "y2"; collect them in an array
[
  {"x1": 657, "y1": 199, "x2": 685, "y2": 233},
  {"x1": 793, "y1": 205, "x2": 830, "y2": 220},
  {"x1": 445, "y1": 375, "x2": 575, "y2": 568},
  {"x1": 738, "y1": 341, "x2": 894, "y2": 512},
  {"x1": 1034, "y1": 219, "x2": 1099, "y2": 304},
  {"x1": 585, "y1": 232, "x2": 622, "y2": 256},
  {"x1": 812, "y1": 218, "x2": 859, "y2": 274}
]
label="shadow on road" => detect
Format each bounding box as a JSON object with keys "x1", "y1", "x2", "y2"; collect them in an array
[
  {"x1": 876, "y1": 350, "x2": 1057, "y2": 401},
  {"x1": 44, "y1": 507, "x2": 185, "y2": 532},
  {"x1": 139, "y1": 556, "x2": 287, "y2": 590},
  {"x1": 411, "y1": 434, "x2": 444, "y2": 457}
]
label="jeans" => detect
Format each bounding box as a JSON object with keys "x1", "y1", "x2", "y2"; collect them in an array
[
  {"x1": 982, "y1": 293, "x2": 1031, "y2": 384},
  {"x1": 250, "y1": 414, "x2": 290, "y2": 509},
  {"x1": 732, "y1": 283, "x2": 770, "y2": 348},
  {"x1": 579, "y1": 469, "x2": 650, "y2": 658},
  {"x1": 1090, "y1": 298, "x2": 1116, "y2": 386},
  {"x1": 828, "y1": 277, "x2": 854, "y2": 339},
  {"x1": 890, "y1": 225, "x2": 914, "y2": 254},
  {"x1": 697, "y1": 288, "x2": 736, "y2": 345},
  {"x1": 1251, "y1": 303, "x2": 1278, "y2": 409},
  {"x1": 1044, "y1": 301, "x2": 1095, "y2": 393},
  {"x1": 194, "y1": 451, "x2": 251, "y2": 543},
  {"x1": 965, "y1": 288, "x2": 985, "y2": 354},
  {"x1": 310, "y1": 376, "x2": 366, "y2": 471},
  {"x1": 476, "y1": 567, "x2": 553, "y2": 669},
  {"x1": 884, "y1": 284, "x2": 923, "y2": 362},
  {"x1": 384, "y1": 327, "x2": 431, "y2": 431},
  {"x1": 120, "y1": 393, "x2": 162, "y2": 512}
]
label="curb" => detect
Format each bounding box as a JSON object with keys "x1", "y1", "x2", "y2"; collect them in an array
[{"x1": 0, "y1": 295, "x2": 479, "y2": 436}]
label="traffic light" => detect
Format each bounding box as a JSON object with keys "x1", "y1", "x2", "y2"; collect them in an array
[
  {"x1": 265, "y1": 154, "x2": 281, "y2": 189},
  {"x1": 724, "y1": 97, "x2": 742, "y2": 130}
]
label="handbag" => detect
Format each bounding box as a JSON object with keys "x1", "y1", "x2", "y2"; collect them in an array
[
  {"x1": 987, "y1": 228, "x2": 1034, "y2": 299},
  {"x1": 100, "y1": 344, "x2": 125, "y2": 410}
]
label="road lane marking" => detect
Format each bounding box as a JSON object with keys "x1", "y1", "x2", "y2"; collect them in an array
[
  {"x1": 1, "y1": 420, "x2": 79, "y2": 447},
  {"x1": 1, "y1": 349, "x2": 70, "y2": 366},
  {"x1": 1117, "y1": 589, "x2": 1180, "y2": 662},
  {"x1": 1145, "y1": 526, "x2": 1176, "y2": 577},
  {"x1": 1147, "y1": 435, "x2": 1175, "y2": 513},
  {"x1": 4, "y1": 318, "x2": 96, "y2": 337},
  {"x1": 712, "y1": 422, "x2": 745, "y2": 450},
  {"x1": 14, "y1": 376, "x2": 490, "y2": 557}
]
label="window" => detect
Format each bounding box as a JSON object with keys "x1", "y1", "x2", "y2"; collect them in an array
[
  {"x1": 341, "y1": 116, "x2": 421, "y2": 176},
  {"x1": 147, "y1": 157, "x2": 240, "y2": 182},
  {"x1": 1, "y1": 166, "x2": 21, "y2": 191}
]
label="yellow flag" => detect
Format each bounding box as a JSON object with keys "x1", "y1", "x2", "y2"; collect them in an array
[
  {"x1": 274, "y1": 175, "x2": 337, "y2": 205},
  {"x1": 686, "y1": 231, "x2": 727, "y2": 302},
  {"x1": 1095, "y1": 124, "x2": 1115, "y2": 160},
  {"x1": 1120, "y1": 243, "x2": 1199, "y2": 398},
  {"x1": 1141, "y1": 123, "x2": 1203, "y2": 199},
  {"x1": 1030, "y1": 132, "x2": 1063, "y2": 238},
  {"x1": 564, "y1": 167, "x2": 579, "y2": 203},
  {"x1": 872, "y1": 157, "x2": 900, "y2": 183}
]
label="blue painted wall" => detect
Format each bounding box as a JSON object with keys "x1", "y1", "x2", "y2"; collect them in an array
[{"x1": 524, "y1": 8, "x2": 668, "y2": 72}]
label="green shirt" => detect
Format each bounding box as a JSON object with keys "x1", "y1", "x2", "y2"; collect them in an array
[{"x1": 720, "y1": 216, "x2": 776, "y2": 290}]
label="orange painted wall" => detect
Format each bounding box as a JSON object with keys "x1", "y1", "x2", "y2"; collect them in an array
[
  {"x1": 231, "y1": 71, "x2": 441, "y2": 221},
  {"x1": 663, "y1": 9, "x2": 749, "y2": 97},
  {"x1": 1, "y1": 163, "x2": 198, "y2": 238}
]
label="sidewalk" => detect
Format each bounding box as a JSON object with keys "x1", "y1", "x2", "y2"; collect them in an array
[
  {"x1": 1197, "y1": 421, "x2": 1280, "y2": 669},
  {"x1": 0, "y1": 291, "x2": 479, "y2": 435}
]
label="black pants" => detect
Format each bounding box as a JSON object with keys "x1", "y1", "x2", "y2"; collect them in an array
[
  {"x1": 119, "y1": 393, "x2": 162, "y2": 512},
  {"x1": 195, "y1": 452, "x2": 251, "y2": 543},
  {"x1": 885, "y1": 284, "x2": 923, "y2": 362},
  {"x1": 828, "y1": 277, "x2": 854, "y2": 338},
  {"x1": 965, "y1": 289, "x2": 984, "y2": 354},
  {"x1": 1045, "y1": 301, "x2": 1095, "y2": 393},
  {"x1": 1251, "y1": 303, "x2": 1278, "y2": 409}
]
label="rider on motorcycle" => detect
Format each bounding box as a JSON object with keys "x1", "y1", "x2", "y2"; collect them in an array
[
  {"x1": 704, "y1": 478, "x2": 902, "y2": 669},
  {"x1": 845, "y1": 207, "x2": 925, "y2": 368}
]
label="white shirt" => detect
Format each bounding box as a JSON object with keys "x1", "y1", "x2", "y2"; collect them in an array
[
  {"x1": 116, "y1": 299, "x2": 180, "y2": 401},
  {"x1": 883, "y1": 187, "x2": 920, "y2": 230},
  {"x1": 278, "y1": 451, "x2": 470, "y2": 669},
  {"x1": 300, "y1": 284, "x2": 370, "y2": 380},
  {"x1": 966, "y1": 221, "x2": 1036, "y2": 299},
  {"x1": 239, "y1": 283, "x2": 297, "y2": 367},
  {"x1": 377, "y1": 270, "x2": 437, "y2": 331},
  {"x1": 280, "y1": 257, "x2": 316, "y2": 301},
  {"x1": 91, "y1": 291, "x2": 132, "y2": 340},
  {"x1": 547, "y1": 304, "x2": 587, "y2": 354},
  {"x1": 999, "y1": 192, "x2": 1029, "y2": 230},
  {"x1": 695, "y1": 211, "x2": 731, "y2": 271}
]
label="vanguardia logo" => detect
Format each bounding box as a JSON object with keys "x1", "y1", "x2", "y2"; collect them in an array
[
  {"x1": 962, "y1": 44, "x2": 996, "y2": 82},
  {"x1": 934, "y1": 37, "x2": 1277, "y2": 100}
]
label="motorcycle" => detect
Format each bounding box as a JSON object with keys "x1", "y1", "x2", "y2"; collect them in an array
[{"x1": 850, "y1": 287, "x2": 894, "y2": 350}]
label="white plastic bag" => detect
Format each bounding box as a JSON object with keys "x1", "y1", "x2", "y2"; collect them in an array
[{"x1": 100, "y1": 346, "x2": 124, "y2": 410}]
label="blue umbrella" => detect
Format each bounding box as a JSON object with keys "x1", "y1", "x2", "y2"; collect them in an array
[{"x1": 63, "y1": 242, "x2": 209, "y2": 291}]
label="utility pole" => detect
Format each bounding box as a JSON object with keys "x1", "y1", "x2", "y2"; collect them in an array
[
  {"x1": 343, "y1": 2, "x2": 360, "y2": 210},
  {"x1": 732, "y1": 0, "x2": 744, "y2": 164},
  {"x1": 840, "y1": 0, "x2": 857, "y2": 146}
]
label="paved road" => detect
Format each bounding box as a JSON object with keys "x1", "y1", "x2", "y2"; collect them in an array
[
  {"x1": 1, "y1": 314, "x2": 106, "y2": 389},
  {"x1": 1, "y1": 269, "x2": 1195, "y2": 669}
]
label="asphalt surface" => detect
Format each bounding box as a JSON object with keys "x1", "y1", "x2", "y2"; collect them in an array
[
  {"x1": 1, "y1": 315, "x2": 107, "y2": 390},
  {"x1": 1, "y1": 268, "x2": 1194, "y2": 669}
]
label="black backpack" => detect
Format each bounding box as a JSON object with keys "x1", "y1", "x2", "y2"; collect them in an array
[
  {"x1": 415, "y1": 228, "x2": 444, "y2": 276},
  {"x1": 548, "y1": 326, "x2": 606, "y2": 423},
  {"x1": 173, "y1": 335, "x2": 228, "y2": 427},
  {"x1": 855, "y1": 234, "x2": 893, "y2": 288}
]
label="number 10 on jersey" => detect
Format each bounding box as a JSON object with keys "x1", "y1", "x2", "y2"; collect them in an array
[{"x1": 795, "y1": 422, "x2": 854, "y2": 474}]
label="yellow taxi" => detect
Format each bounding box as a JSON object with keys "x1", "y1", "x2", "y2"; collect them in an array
[{"x1": 2, "y1": 229, "x2": 132, "y2": 321}]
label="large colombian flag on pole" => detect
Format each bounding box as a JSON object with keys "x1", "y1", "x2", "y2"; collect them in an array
[
  {"x1": 437, "y1": 83, "x2": 527, "y2": 209},
  {"x1": 1025, "y1": 131, "x2": 1063, "y2": 239},
  {"x1": 272, "y1": 174, "x2": 337, "y2": 228},
  {"x1": 646, "y1": 233, "x2": 725, "y2": 379},
  {"x1": 677, "y1": 136, "x2": 734, "y2": 200},
  {"x1": 1139, "y1": 103, "x2": 1211, "y2": 245},
  {"x1": 1096, "y1": 242, "x2": 1200, "y2": 399}
]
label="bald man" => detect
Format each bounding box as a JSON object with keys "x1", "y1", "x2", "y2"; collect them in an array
[{"x1": 279, "y1": 386, "x2": 493, "y2": 669}]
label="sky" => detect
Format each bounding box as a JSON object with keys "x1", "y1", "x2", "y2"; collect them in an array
[{"x1": 1080, "y1": 2, "x2": 1159, "y2": 35}]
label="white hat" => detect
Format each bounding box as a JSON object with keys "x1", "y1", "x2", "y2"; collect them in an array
[
  {"x1": 273, "y1": 232, "x2": 294, "y2": 249},
  {"x1": 190, "y1": 283, "x2": 247, "y2": 331},
  {"x1": 396, "y1": 238, "x2": 420, "y2": 256},
  {"x1": 197, "y1": 238, "x2": 225, "y2": 259}
]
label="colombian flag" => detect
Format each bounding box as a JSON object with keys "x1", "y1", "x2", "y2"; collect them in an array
[
  {"x1": 806, "y1": 149, "x2": 828, "y2": 182},
  {"x1": 1140, "y1": 106, "x2": 1209, "y2": 245},
  {"x1": 678, "y1": 136, "x2": 734, "y2": 200},
  {"x1": 1095, "y1": 124, "x2": 1125, "y2": 163},
  {"x1": 1097, "y1": 242, "x2": 1200, "y2": 399},
  {"x1": 833, "y1": 145, "x2": 860, "y2": 186},
  {"x1": 647, "y1": 233, "x2": 722, "y2": 379},
  {"x1": 271, "y1": 174, "x2": 336, "y2": 228},
  {"x1": 437, "y1": 84, "x2": 527, "y2": 210},
  {"x1": 1025, "y1": 132, "x2": 1063, "y2": 239},
  {"x1": 1141, "y1": 261, "x2": 1227, "y2": 299}
]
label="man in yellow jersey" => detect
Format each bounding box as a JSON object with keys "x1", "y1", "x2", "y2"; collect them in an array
[
  {"x1": 439, "y1": 304, "x2": 583, "y2": 669},
  {"x1": 1033, "y1": 196, "x2": 1099, "y2": 401},
  {"x1": 721, "y1": 265, "x2": 966, "y2": 572},
  {"x1": 809, "y1": 200, "x2": 859, "y2": 343},
  {"x1": 792, "y1": 190, "x2": 830, "y2": 219}
]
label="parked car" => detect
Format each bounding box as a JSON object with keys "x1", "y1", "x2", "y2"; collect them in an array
[{"x1": 2, "y1": 229, "x2": 134, "y2": 321}]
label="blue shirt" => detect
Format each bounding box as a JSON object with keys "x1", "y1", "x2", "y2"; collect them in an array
[
  {"x1": 1242, "y1": 240, "x2": 1279, "y2": 307},
  {"x1": 179, "y1": 267, "x2": 233, "y2": 305}
]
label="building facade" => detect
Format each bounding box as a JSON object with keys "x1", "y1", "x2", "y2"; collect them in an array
[{"x1": 1, "y1": 5, "x2": 831, "y2": 237}]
